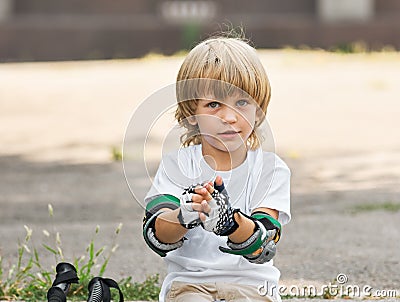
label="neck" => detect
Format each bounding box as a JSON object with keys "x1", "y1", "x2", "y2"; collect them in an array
[{"x1": 201, "y1": 141, "x2": 247, "y2": 171}]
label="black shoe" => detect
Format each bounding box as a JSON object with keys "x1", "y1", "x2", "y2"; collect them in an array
[
  {"x1": 87, "y1": 277, "x2": 124, "y2": 302},
  {"x1": 47, "y1": 262, "x2": 79, "y2": 302}
]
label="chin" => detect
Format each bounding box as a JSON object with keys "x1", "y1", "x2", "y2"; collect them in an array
[
  {"x1": 214, "y1": 142, "x2": 246, "y2": 153},
  {"x1": 203, "y1": 135, "x2": 248, "y2": 153}
]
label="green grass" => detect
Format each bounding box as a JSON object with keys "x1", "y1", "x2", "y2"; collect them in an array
[
  {"x1": 281, "y1": 40, "x2": 397, "y2": 54},
  {"x1": 352, "y1": 201, "x2": 400, "y2": 213},
  {"x1": 0, "y1": 204, "x2": 160, "y2": 301},
  {"x1": 111, "y1": 145, "x2": 123, "y2": 161}
]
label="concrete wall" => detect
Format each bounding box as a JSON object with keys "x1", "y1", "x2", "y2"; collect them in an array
[
  {"x1": 0, "y1": 0, "x2": 12, "y2": 21},
  {"x1": 1, "y1": 0, "x2": 400, "y2": 62}
]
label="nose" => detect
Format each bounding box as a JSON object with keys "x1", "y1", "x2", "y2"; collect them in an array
[{"x1": 219, "y1": 105, "x2": 238, "y2": 124}]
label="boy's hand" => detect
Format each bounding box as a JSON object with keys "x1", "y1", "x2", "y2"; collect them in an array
[
  {"x1": 192, "y1": 184, "x2": 213, "y2": 221},
  {"x1": 177, "y1": 184, "x2": 212, "y2": 229},
  {"x1": 201, "y1": 176, "x2": 239, "y2": 236}
]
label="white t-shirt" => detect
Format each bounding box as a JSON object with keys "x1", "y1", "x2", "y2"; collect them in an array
[{"x1": 145, "y1": 144, "x2": 291, "y2": 301}]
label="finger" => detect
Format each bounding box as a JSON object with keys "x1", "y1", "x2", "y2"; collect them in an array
[
  {"x1": 192, "y1": 193, "x2": 212, "y2": 204},
  {"x1": 214, "y1": 175, "x2": 225, "y2": 192},
  {"x1": 201, "y1": 200, "x2": 211, "y2": 214},
  {"x1": 191, "y1": 203, "x2": 204, "y2": 212},
  {"x1": 200, "y1": 188, "x2": 212, "y2": 201},
  {"x1": 193, "y1": 186, "x2": 208, "y2": 196},
  {"x1": 191, "y1": 194, "x2": 205, "y2": 203},
  {"x1": 203, "y1": 182, "x2": 215, "y2": 194},
  {"x1": 199, "y1": 212, "x2": 207, "y2": 222},
  {"x1": 194, "y1": 186, "x2": 212, "y2": 201},
  {"x1": 215, "y1": 175, "x2": 223, "y2": 186}
]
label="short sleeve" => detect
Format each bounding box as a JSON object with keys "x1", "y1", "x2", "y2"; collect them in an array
[
  {"x1": 249, "y1": 152, "x2": 291, "y2": 225},
  {"x1": 144, "y1": 148, "x2": 198, "y2": 205},
  {"x1": 144, "y1": 153, "x2": 184, "y2": 204}
]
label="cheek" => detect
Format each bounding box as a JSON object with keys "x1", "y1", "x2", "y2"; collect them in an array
[
  {"x1": 197, "y1": 113, "x2": 221, "y2": 125},
  {"x1": 196, "y1": 116, "x2": 215, "y2": 133},
  {"x1": 240, "y1": 110, "x2": 257, "y2": 129}
]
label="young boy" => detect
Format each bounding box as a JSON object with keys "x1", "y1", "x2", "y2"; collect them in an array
[{"x1": 143, "y1": 36, "x2": 291, "y2": 301}]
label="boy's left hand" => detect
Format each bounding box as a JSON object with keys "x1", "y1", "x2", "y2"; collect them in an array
[{"x1": 201, "y1": 176, "x2": 239, "y2": 236}]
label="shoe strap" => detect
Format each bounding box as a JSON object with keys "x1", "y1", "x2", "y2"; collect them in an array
[
  {"x1": 47, "y1": 287, "x2": 67, "y2": 302},
  {"x1": 88, "y1": 277, "x2": 124, "y2": 302},
  {"x1": 52, "y1": 262, "x2": 79, "y2": 286}
]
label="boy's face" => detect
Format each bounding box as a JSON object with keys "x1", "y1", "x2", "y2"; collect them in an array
[{"x1": 189, "y1": 93, "x2": 260, "y2": 153}]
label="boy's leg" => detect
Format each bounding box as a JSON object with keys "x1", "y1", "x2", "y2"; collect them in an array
[
  {"x1": 166, "y1": 281, "x2": 216, "y2": 302},
  {"x1": 216, "y1": 282, "x2": 274, "y2": 302},
  {"x1": 173, "y1": 292, "x2": 213, "y2": 302}
]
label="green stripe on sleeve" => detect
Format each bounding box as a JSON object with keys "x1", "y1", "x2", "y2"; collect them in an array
[
  {"x1": 252, "y1": 213, "x2": 281, "y2": 229},
  {"x1": 146, "y1": 194, "x2": 180, "y2": 212}
]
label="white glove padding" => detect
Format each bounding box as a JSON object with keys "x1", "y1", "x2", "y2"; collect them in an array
[
  {"x1": 177, "y1": 185, "x2": 202, "y2": 229},
  {"x1": 202, "y1": 183, "x2": 239, "y2": 236}
]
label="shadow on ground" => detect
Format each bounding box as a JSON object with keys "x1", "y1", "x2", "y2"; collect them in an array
[{"x1": 1, "y1": 154, "x2": 399, "y2": 290}]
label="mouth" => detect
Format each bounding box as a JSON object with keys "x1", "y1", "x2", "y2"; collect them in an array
[{"x1": 217, "y1": 130, "x2": 241, "y2": 137}]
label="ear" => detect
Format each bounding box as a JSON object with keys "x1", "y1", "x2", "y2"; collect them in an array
[{"x1": 187, "y1": 115, "x2": 198, "y2": 126}]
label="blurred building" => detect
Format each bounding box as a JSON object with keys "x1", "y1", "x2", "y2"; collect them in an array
[{"x1": 0, "y1": 0, "x2": 400, "y2": 61}]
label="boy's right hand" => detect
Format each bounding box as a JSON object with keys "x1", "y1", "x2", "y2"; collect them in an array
[{"x1": 177, "y1": 184, "x2": 212, "y2": 229}]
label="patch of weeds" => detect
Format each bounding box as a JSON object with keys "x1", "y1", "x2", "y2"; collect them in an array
[
  {"x1": 352, "y1": 201, "x2": 400, "y2": 213},
  {"x1": 0, "y1": 204, "x2": 161, "y2": 301},
  {"x1": 330, "y1": 41, "x2": 369, "y2": 54},
  {"x1": 120, "y1": 274, "x2": 161, "y2": 301},
  {"x1": 281, "y1": 41, "x2": 397, "y2": 54},
  {"x1": 111, "y1": 146, "x2": 123, "y2": 161}
]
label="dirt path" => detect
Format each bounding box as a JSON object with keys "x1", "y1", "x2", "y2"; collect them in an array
[{"x1": 0, "y1": 51, "x2": 399, "y2": 295}]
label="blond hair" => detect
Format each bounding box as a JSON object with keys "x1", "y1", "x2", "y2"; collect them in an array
[{"x1": 175, "y1": 36, "x2": 271, "y2": 149}]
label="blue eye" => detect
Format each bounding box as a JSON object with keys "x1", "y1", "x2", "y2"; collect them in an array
[
  {"x1": 236, "y1": 99, "x2": 249, "y2": 107},
  {"x1": 207, "y1": 102, "x2": 220, "y2": 108}
]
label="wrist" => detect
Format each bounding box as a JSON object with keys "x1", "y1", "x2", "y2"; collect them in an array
[
  {"x1": 228, "y1": 212, "x2": 257, "y2": 243},
  {"x1": 155, "y1": 209, "x2": 188, "y2": 243}
]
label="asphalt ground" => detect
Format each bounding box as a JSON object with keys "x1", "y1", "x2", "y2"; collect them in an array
[{"x1": 0, "y1": 51, "x2": 399, "y2": 300}]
